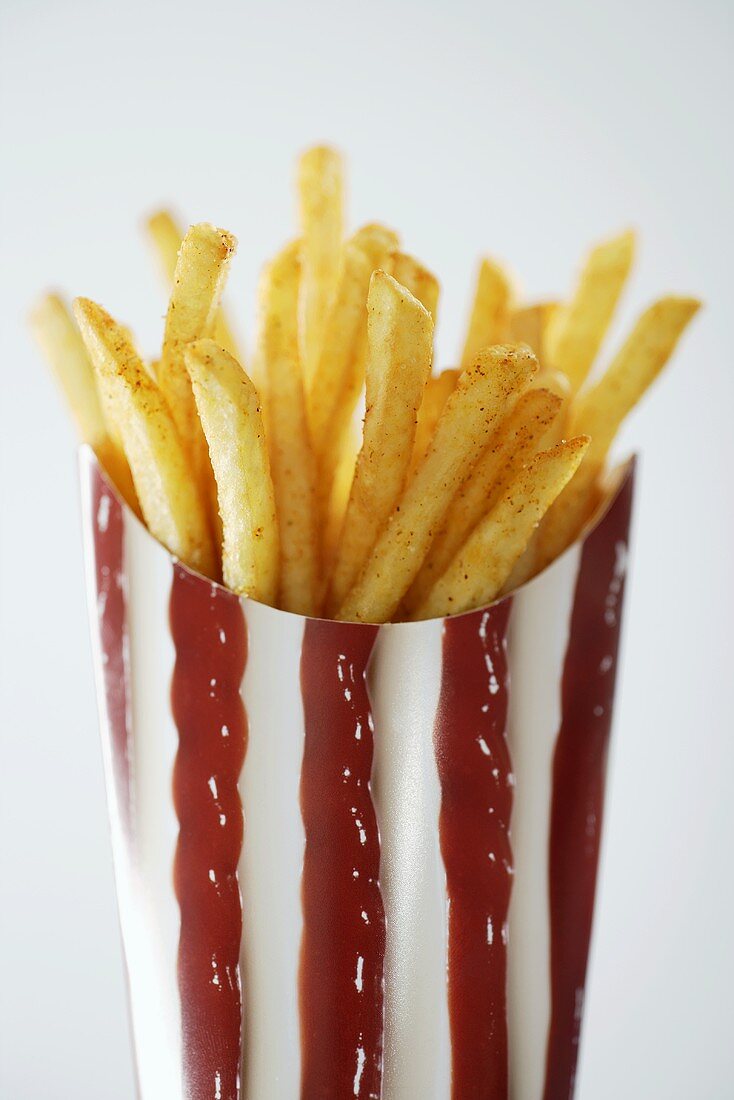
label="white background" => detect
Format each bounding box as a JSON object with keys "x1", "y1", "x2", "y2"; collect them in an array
[{"x1": 1, "y1": 1, "x2": 732, "y2": 1096}]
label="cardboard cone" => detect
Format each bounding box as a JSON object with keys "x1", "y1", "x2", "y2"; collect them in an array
[{"x1": 80, "y1": 446, "x2": 635, "y2": 1100}]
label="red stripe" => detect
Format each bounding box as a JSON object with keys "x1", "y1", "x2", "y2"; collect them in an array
[
  {"x1": 299, "y1": 620, "x2": 385, "y2": 1100},
  {"x1": 170, "y1": 566, "x2": 247, "y2": 1100},
  {"x1": 90, "y1": 465, "x2": 133, "y2": 838},
  {"x1": 543, "y1": 466, "x2": 635, "y2": 1100},
  {"x1": 435, "y1": 602, "x2": 514, "y2": 1100}
]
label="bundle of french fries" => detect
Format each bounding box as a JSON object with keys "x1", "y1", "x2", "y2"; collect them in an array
[{"x1": 31, "y1": 146, "x2": 699, "y2": 623}]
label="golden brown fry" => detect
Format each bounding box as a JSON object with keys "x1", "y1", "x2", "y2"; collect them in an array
[
  {"x1": 147, "y1": 210, "x2": 242, "y2": 362},
  {"x1": 258, "y1": 241, "x2": 320, "y2": 615},
  {"x1": 308, "y1": 225, "x2": 398, "y2": 446},
  {"x1": 351, "y1": 222, "x2": 400, "y2": 268},
  {"x1": 185, "y1": 339, "x2": 278, "y2": 603},
  {"x1": 510, "y1": 302, "x2": 559, "y2": 366},
  {"x1": 532, "y1": 368, "x2": 571, "y2": 445},
  {"x1": 145, "y1": 213, "x2": 228, "y2": 554},
  {"x1": 414, "y1": 437, "x2": 589, "y2": 619},
  {"x1": 532, "y1": 294, "x2": 701, "y2": 575},
  {"x1": 500, "y1": 373, "x2": 571, "y2": 590},
  {"x1": 297, "y1": 145, "x2": 344, "y2": 392},
  {"x1": 571, "y1": 295, "x2": 701, "y2": 460},
  {"x1": 406, "y1": 386, "x2": 561, "y2": 610},
  {"x1": 389, "y1": 252, "x2": 439, "y2": 322},
  {"x1": 146, "y1": 210, "x2": 182, "y2": 282},
  {"x1": 322, "y1": 422, "x2": 359, "y2": 571},
  {"x1": 31, "y1": 293, "x2": 108, "y2": 446},
  {"x1": 337, "y1": 344, "x2": 538, "y2": 622},
  {"x1": 460, "y1": 258, "x2": 513, "y2": 369},
  {"x1": 157, "y1": 223, "x2": 237, "y2": 455},
  {"x1": 533, "y1": 368, "x2": 570, "y2": 402},
  {"x1": 73, "y1": 298, "x2": 216, "y2": 577},
  {"x1": 546, "y1": 229, "x2": 635, "y2": 392},
  {"x1": 30, "y1": 293, "x2": 139, "y2": 513},
  {"x1": 327, "y1": 272, "x2": 433, "y2": 614},
  {"x1": 309, "y1": 225, "x2": 399, "y2": 533},
  {"x1": 409, "y1": 368, "x2": 460, "y2": 478},
  {"x1": 508, "y1": 459, "x2": 599, "y2": 593}
]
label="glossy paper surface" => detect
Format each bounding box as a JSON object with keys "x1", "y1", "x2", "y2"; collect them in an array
[{"x1": 80, "y1": 448, "x2": 634, "y2": 1100}]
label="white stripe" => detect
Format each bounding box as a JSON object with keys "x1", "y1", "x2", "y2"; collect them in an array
[
  {"x1": 79, "y1": 456, "x2": 128, "y2": 861},
  {"x1": 239, "y1": 602, "x2": 306, "y2": 1100},
  {"x1": 370, "y1": 620, "x2": 451, "y2": 1100},
  {"x1": 122, "y1": 507, "x2": 184, "y2": 1098},
  {"x1": 80, "y1": 452, "x2": 184, "y2": 1099},
  {"x1": 506, "y1": 544, "x2": 581, "y2": 1100}
]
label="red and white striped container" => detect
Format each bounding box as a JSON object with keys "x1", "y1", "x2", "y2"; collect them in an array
[{"x1": 80, "y1": 446, "x2": 635, "y2": 1100}]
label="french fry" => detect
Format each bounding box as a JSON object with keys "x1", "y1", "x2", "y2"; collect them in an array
[
  {"x1": 327, "y1": 272, "x2": 433, "y2": 614},
  {"x1": 297, "y1": 145, "x2": 344, "y2": 393},
  {"x1": 389, "y1": 252, "x2": 439, "y2": 322},
  {"x1": 414, "y1": 437, "x2": 589, "y2": 619},
  {"x1": 308, "y1": 225, "x2": 399, "y2": 538},
  {"x1": 157, "y1": 223, "x2": 237, "y2": 457},
  {"x1": 351, "y1": 222, "x2": 400, "y2": 266},
  {"x1": 532, "y1": 368, "x2": 571, "y2": 445},
  {"x1": 42, "y1": 147, "x2": 700, "y2": 626},
  {"x1": 258, "y1": 241, "x2": 320, "y2": 615},
  {"x1": 31, "y1": 292, "x2": 109, "y2": 447},
  {"x1": 185, "y1": 339, "x2": 279, "y2": 603},
  {"x1": 146, "y1": 210, "x2": 242, "y2": 361},
  {"x1": 532, "y1": 294, "x2": 701, "y2": 575},
  {"x1": 502, "y1": 373, "x2": 572, "y2": 589},
  {"x1": 460, "y1": 258, "x2": 513, "y2": 369},
  {"x1": 308, "y1": 224, "x2": 398, "y2": 449},
  {"x1": 145, "y1": 210, "x2": 182, "y2": 282},
  {"x1": 571, "y1": 295, "x2": 701, "y2": 459},
  {"x1": 322, "y1": 421, "x2": 359, "y2": 570},
  {"x1": 73, "y1": 297, "x2": 216, "y2": 577},
  {"x1": 533, "y1": 368, "x2": 570, "y2": 402},
  {"x1": 30, "y1": 293, "x2": 139, "y2": 513},
  {"x1": 546, "y1": 229, "x2": 635, "y2": 392},
  {"x1": 409, "y1": 368, "x2": 460, "y2": 478},
  {"x1": 337, "y1": 344, "x2": 538, "y2": 622},
  {"x1": 510, "y1": 302, "x2": 559, "y2": 366},
  {"x1": 507, "y1": 459, "x2": 599, "y2": 594},
  {"x1": 406, "y1": 386, "x2": 561, "y2": 610}
]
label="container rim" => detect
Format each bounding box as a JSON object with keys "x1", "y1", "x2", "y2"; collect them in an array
[{"x1": 79, "y1": 445, "x2": 636, "y2": 629}]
